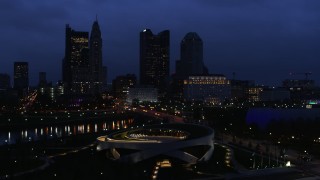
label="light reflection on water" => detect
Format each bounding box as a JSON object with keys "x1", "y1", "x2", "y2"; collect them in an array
[{"x1": 0, "y1": 118, "x2": 134, "y2": 145}]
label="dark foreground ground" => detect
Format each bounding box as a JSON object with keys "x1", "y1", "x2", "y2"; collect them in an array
[
  {"x1": 0, "y1": 118, "x2": 314, "y2": 180},
  {"x1": 1, "y1": 135, "x2": 234, "y2": 180}
]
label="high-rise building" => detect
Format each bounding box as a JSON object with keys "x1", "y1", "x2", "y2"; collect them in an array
[
  {"x1": 63, "y1": 20, "x2": 106, "y2": 95},
  {"x1": 0, "y1": 73, "x2": 10, "y2": 89},
  {"x1": 140, "y1": 29, "x2": 169, "y2": 92},
  {"x1": 14, "y1": 62, "x2": 29, "y2": 90},
  {"x1": 90, "y1": 20, "x2": 104, "y2": 94},
  {"x1": 63, "y1": 24, "x2": 90, "y2": 94},
  {"x1": 171, "y1": 32, "x2": 208, "y2": 99},
  {"x1": 176, "y1": 32, "x2": 208, "y2": 77}
]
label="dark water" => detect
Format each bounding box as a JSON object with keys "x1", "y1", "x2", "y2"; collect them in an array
[{"x1": 0, "y1": 118, "x2": 135, "y2": 145}]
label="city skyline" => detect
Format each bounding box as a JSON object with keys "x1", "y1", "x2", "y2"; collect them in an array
[
  {"x1": 2, "y1": 1, "x2": 320, "y2": 179},
  {"x1": 1, "y1": 0, "x2": 320, "y2": 86}
]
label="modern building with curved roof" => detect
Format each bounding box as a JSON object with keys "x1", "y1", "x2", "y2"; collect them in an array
[{"x1": 96, "y1": 123, "x2": 214, "y2": 164}]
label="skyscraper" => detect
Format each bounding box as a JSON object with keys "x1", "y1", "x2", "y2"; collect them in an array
[
  {"x1": 63, "y1": 24, "x2": 90, "y2": 94},
  {"x1": 176, "y1": 32, "x2": 208, "y2": 76},
  {"x1": 140, "y1": 29, "x2": 170, "y2": 92},
  {"x1": 63, "y1": 20, "x2": 106, "y2": 95},
  {"x1": 14, "y1": 62, "x2": 29, "y2": 90},
  {"x1": 172, "y1": 32, "x2": 208, "y2": 98},
  {"x1": 89, "y1": 20, "x2": 104, "y2": 94}
]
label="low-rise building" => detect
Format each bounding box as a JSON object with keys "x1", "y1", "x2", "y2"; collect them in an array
[
  {"x1": 183, "y1": 75, "x2": 231, "y2": 103},
  {"x1": 259, "y1": 88, "x2": 290, "y2": 102},
  {"x1": 127, "y1": 86, "x2": 158, "y2": 104}
]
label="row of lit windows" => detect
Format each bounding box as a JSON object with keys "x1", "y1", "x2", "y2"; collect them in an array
[
  {"x1": 248, "y1": 88, "x2": 263, "y2": 94},
  {"x1": 184, "y1": 80, "x2": 230, "y2": 85},
  {"x1": 189, "y1": 76, "x2": 226, "y2": 80},
  {"x1": 71, "y1": 37, "x2": 88, "y2": 43}
]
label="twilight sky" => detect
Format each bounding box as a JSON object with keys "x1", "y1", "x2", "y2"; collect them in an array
[{"x1": 1, "y1": 0, "x2": 320, "y2": 86}]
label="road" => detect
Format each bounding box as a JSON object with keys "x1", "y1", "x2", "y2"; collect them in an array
[{"x1": 133, "y1": 107, "x2": 184, "y2": 123}]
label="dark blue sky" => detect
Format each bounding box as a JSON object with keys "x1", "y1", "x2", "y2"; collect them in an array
[{"x1": 1, "y1": 0, "x2": 320, "y2": 86}]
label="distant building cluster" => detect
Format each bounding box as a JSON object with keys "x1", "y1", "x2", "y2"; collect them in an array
[{"x1": 1, "y1": 22, "x2": 320, "y2": 107}]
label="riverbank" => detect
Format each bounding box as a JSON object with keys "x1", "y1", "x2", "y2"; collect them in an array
[
  {"x1": 0, "y1": 114, "x2": 161, "y2": 178},
  {"x1": 0, "y1": 111, "x2": 139, "y2": 130}
]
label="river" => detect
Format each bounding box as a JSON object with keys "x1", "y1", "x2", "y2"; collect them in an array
[{"x1": 0, "y1": 118, "x2": 136, "y2": 146}]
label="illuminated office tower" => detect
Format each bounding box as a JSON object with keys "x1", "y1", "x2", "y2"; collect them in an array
[
  {"x1": 63, "y1": 20, "x2": 107, "y2": 95},
  {"x1": 140, "y1": 29, "x2": 170, "y2": 92},
  {"x1": 62, "y1": 24, "x2": 91, "y2": 94}
]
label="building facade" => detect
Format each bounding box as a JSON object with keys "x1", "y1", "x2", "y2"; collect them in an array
[
  {"x1": 247, "y1": 86, "x2": 264, "y2": 102},
  {"x1": 112, "y1": 74, "x2": 137, "y2": 99},
  {"x1": 282, "y1": 79, "x2": 317, "y2": 101},
  {"x1": 90, "y1": 20, "x2": 104, "y2": 94},
  {"x1": 176, "y1": 32, "x2": 208, "y2": 77},
  {"x1": 140, "y1": 29, "x2": 169, "y2": 92},
  {"x1": 230, "y1": 80, "x2": 255, "y2": 102},
  {"x1": 14, "y1": 62, "x2": 28, "y2": 90},
  {"x1": 127, "y1": 86, "x2": 158, "y2": 104},
  {"x1": 38, "y1": 72, "x2": 47, "y2": 87},
  {"x1": 259, "y1": 88, "x2": 290, "y2": 102},
  {"x1": 63, "y1": 20, "x2": 106, "y2": 95},
  {"x1": 172, "y1": 32, "x2": 208, "y2": 98},
  {"x1": 183, "y1": 75, "x2": 230, "y2": 103},
  {"x1": 63, "y1": 24, "x2": 90, "y2": 94}
]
